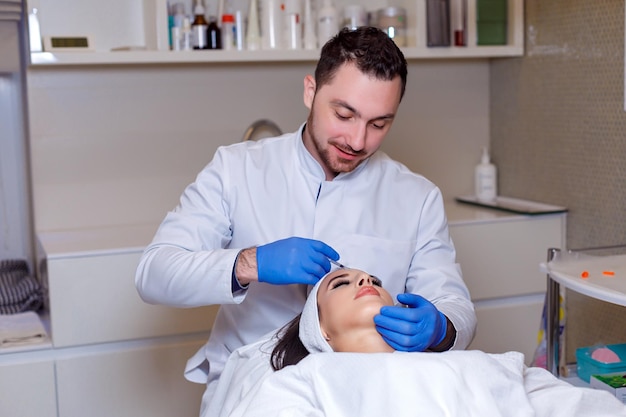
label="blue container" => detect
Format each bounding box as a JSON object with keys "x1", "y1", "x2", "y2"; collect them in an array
[{"x1": 576, "y1": 343, "x2": 626, "y2": 383}]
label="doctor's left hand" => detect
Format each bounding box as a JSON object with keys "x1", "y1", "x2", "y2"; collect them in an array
[{"x1": 374, "y1": 293, "x2": 447, "y2": 352}]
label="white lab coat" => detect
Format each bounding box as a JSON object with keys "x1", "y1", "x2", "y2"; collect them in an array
[{"x1": 135, "y1": 124, "x2": 476, "y2": 402}]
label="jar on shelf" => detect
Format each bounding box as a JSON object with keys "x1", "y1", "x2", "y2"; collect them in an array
[{"x1": 375, "y1": 6, "x2": 407, "y2": 47}]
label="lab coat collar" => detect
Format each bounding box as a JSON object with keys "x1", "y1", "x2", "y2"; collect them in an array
[{"x1": 296, "y1": 123, "x2": 373, "y2": 183}]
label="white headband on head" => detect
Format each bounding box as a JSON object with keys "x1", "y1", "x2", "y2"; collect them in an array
[{"x1": 299, "y1": 273, "x2": 334, "y2": 353}]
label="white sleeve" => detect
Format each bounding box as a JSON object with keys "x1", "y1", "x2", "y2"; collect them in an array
[
  {"x1": 135, "y1": 147, "x2": 245, "y2": 307},
  {"x1": 408, "y1": 187, "x2": 477, "y2": 349}
]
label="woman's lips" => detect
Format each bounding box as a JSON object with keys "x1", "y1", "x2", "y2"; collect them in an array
[{"x1": 355, "y1": 286, "x2": 380, "y2": 299}]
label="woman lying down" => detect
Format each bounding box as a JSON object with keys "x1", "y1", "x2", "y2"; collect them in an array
[{"x1": 205, "y1": 268, "x2": 626, "y2": 417}]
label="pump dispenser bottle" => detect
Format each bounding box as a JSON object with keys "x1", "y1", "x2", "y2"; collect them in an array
[{"x1": 474, "y1": 147, "x2": 497, "y2": 201}]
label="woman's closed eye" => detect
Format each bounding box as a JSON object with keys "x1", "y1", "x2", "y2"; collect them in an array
[{"x1": 331, "y1": 279, "x2": 350, "y2": 289}]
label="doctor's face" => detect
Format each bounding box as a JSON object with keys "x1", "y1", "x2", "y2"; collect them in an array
[
  {"x1": 317, "y1": 268, "x2": 394, "y2": 350},
  {"x1": 302, "y1": 63, "x2": 403, "y2": 181}
]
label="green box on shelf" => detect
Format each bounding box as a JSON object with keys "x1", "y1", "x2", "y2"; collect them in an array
[
  {"x1": 476, "y1": 0, "x2": 508, "y2": 45},
  {"x1": 477, "y1": 22, "x2": 507, "y2": 45},
  {"x1": 477, "y1": 0, "x2": 507, "y2": 21}
]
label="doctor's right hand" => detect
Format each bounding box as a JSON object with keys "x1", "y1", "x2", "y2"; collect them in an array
[{"x1": 256, "y1": 237, "x2": 340, "y2": 286}]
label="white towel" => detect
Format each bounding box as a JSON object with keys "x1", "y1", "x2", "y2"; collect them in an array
[
  {"x1": 298, "y1": 273, "x2": 332, "y2": 353},
  {"x1": 0, "y1": 311, "x2": 48, "y2": 347}
]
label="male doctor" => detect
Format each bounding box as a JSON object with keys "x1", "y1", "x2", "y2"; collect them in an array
[{"x1": 135, "y1": 26, "x2": 476, "y2": 409}]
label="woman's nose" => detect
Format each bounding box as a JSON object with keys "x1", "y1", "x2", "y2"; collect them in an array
[{"x1": 357, "y1": 275, "x2": 372, "y2": 286}]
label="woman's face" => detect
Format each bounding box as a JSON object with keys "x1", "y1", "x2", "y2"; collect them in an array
[{"x1": 316, "y1": 268, "x2": 394, "y2": 352}]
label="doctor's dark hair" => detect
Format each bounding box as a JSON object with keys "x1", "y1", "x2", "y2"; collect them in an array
[
  {"x1": 315, "y1": 26, "x2": 408, "y2": 101},
  {"x1": 270, "y1": 313, "x2": 309, "y2": 371}
]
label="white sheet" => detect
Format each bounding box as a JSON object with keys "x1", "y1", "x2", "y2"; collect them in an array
[
  {"x1": 202, "y1": 334, "x2": 275, "y2": 417},
  {"x1": 214, "y1": 349, "x2": 626, "y2": 417}
]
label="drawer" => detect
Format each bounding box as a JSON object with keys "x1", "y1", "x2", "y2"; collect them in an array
[
  {"x1": 468, "y1": 298, "x2": 544, "y2": 365},
  {"x1": 0, "y1": 359, "x2": 57, "y2": 417},
  {"x1": 450, "y1": 214, "x2": 564, "y2": 300},
  {"x1": 56, "y1": 338, "x2": 205, "y2": 417},
  {"x1": 48, "y1": 251, "x2": 217, "y2": 347}
]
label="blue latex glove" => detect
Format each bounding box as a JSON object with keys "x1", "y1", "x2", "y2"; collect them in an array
[
  {"x1": 257, "y1": 237, "x2": 340, "y2": 286},
  {"x1": 374, "y1": 293, "x2": 447, "y2": 352}
]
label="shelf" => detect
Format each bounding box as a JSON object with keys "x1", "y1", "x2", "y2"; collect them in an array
[
  {"x1": 28, "y1": 0, "x2": 524, "y2": 67},
  {"x1": 543, "y1": 253, "x2": 626, "y2": 307},
  {"x1": 29, "y1": 44, "x2": 523, "y2": 66}
]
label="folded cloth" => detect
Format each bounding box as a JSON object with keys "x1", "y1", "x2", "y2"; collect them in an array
[
  {"x1": 0, "y1": 311, "x2": 48, "y2": 347},
  {"x1": 0, "y1": 259, "x2": 44, "y2": 314}
]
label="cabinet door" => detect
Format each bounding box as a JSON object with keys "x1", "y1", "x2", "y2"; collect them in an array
[
  {"x1": 0, "y1": 359, "x2": 57, "y2": 417},
  {"x1": 468, "y1": 299, "x2": 544, "y2": 364},
  {"x1": 450, "y1": 214, "x2": 565, "y2": 300},
  {"x1": 56, "y1": 338, "x2": 206, "y2": 417},
  {"x1": 48, "y1": 251, "x2": 218, "y2": 347}
]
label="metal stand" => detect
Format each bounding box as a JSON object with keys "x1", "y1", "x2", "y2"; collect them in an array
[{"x1": 545, "y1": 247, "x2": 561, "y2": 376}]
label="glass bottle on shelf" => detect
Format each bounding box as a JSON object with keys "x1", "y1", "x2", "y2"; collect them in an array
[
  {"x1": 192, "y1": 0, "x2": 209, "y2": 49},
  {"x1": 207, "y1": 15, "x2": 222, "y2": 49}
]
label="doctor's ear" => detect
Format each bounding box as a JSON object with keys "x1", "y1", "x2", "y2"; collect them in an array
[{"x1": 303, "y1": 74, "x2": 316, "y2": 109}]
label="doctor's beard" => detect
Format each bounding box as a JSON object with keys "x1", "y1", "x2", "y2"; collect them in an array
[{"x1": 305, "y1": 111, "x2": 368, "y2": 178}]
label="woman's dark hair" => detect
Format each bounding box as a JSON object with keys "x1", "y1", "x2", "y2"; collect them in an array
[
  {"x1": 270, "y1": 313, "x2": 310, "y2": 371},
  {"x1": 315, "y1": 26, "x2": 408, "y2": 101}
]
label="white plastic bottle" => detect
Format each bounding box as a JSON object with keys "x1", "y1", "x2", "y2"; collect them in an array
[
  {"x1": 283, "y1": 0, "x2": 303, "y2": 50},
  {"x1": 303, "y1": 0, "x2": 317, "y2": 49},
  {"x1": 317, "y1": 0, "x2": 338, "y2": 48},
  {"x1": 246, "y1": 0, "x2": 262, "y2": 50},
  {"x1": 475, "y1": 147, "x2": 497, "y2": 201},
  {"x1": 261, "y1": 0, "x2": 283, "y2": 49},
  {"x1": 181, "y1": 17, "x2": 193, "y2": 51},
  {"x1": 235, "y1": 10, "x2": 245, "y2": 50},
  {"x1": 221, "y1": 13, "x2": 236, "y2": 50}
]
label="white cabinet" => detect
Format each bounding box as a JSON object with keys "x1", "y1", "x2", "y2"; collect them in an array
[
  {"x1": 0, "y1": 358, "x2": 57, "y2": 417},
  {"x1": 0, "y1": 225, "x2": 216, "y2": 417},
  {"x1": 447, "y1": 201, "x2": 567, "y2": 364},
  {"x1": 47, "y1": 251, "x2": 216, "y2": 348},
  {"x1": 28, "y1": 0, "x2": 524, "y2": 65}
]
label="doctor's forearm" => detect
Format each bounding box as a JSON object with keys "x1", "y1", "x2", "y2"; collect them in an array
[{"x1": 235, "y1": 247, "x2": 259, "y2": 286}]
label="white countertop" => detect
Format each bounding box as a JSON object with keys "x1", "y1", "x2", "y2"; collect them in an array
[
  {"x1": 37, "y1": 200, "x2": 566, "y2": 258},
  {"x1": 446, "y1": 199, "x2": 541, "y2": 225},
  {"x1": 38, "y1": 223, "x2": 158, "y2": 259}
]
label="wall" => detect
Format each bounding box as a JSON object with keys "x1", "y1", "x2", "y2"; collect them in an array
[
  {"x1": 490, "y1": 0, "x2": 626, "y2": 251},
  {"x1": 490, "y1": 0, "x2": 626, "y2": 364},
  {"x1": 27, "y1": 60, "x2": 490, "y2": 233},
  {"x1": 0, "y1": 19, "x2": 35, "y2": 264}
]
